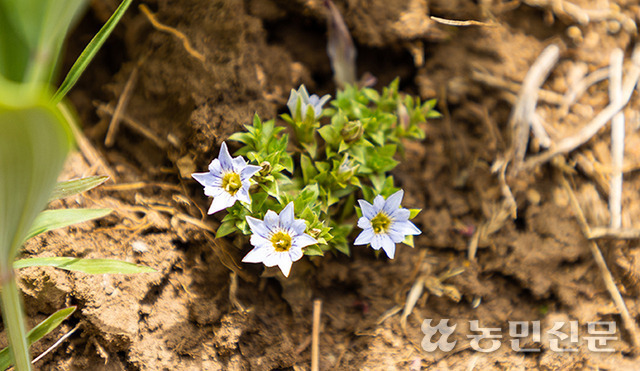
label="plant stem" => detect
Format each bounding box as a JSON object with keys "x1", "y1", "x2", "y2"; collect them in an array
[{"x1": 1, "y1": 276, "x2": 32, "y2": 371}]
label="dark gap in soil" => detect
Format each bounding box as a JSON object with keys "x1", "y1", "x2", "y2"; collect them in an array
[{"x1": 503, "y1": 5, "x2": 568, "y2": 41}]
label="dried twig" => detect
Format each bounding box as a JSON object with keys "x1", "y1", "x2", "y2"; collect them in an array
[
  {"x1": 430, "y1": 16, "x2": 496, "y2": 27},
  {"x1": 609, "y1": 49, "x2": 625, "y2": 229},
  {"x1": 560, "y1": 174, "x2": 640, "y2": 351},
  {"x1": 589, "y1": 227, "x2": 640, "y2": 240},
  {"x1": 97, "y1": 103, "x2": 171, "y2": 150},
  {"x1": 559, "y1": 67, "x2": 608, "y2": 116},
  {"x1": 31, "y1": 325, "x2": 79, "y2": 365},
  {"x1": 311, "y1": 299, "x2": 322, "y2": 371},
  {"x1": 523, "y1": 45, "x2": 640, "y2": 170},
  {"x1": 105, "y1": 66, "x2": 138, "y2": 147},
  {"x1": 510, "y1": 44, "x2": 559, "y2": 167},
  {"x1": 139, "y1": 4, "x2": 205, "y2": 63}
]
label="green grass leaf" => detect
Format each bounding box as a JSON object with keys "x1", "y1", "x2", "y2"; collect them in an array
[
  {"x1": 24, "y1": 208, "x2": 112, "y2": 242},
  {"x1": 13, "y1": 257, "x2": 155, "y2": 274},
  {"x1": 0, "y1": 100, "x2": 73, "y2": 272},
  {"x1": 0, "y1": 306, "x2": 76, "y2": 370},
  {"x1": 53, "y1": 0, "x2": 132, "y2": 102},
  {"x1": 49, "y1": 176, "x2": 109, "y2": 202}
]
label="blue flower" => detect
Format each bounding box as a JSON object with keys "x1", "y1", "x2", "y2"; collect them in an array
[
  {"x1": 192, "y1": 142, "x2": 262, "y2": 214},
  {"x1": 354, "y1": 190, "x2": 421, "y2": 259},
  {"x1": 242, "y1": 202, "x2": 318, "y2": 277},
  {"x1": 287, "y1": 85, "x2": 331, "y2": 121}
]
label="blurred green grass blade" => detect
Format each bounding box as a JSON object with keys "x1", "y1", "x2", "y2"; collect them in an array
[
  {"x1": 0, "y1": 0, "x2": 87, "y2": 84},
  {"x1": 13, "y1": 257, "x2": 156, "y2": 274},
  {"x1": 49, "y1": 176, "x2": 109, "y2": 202},
  {"x1": 0, "y1": 101, "x2": 73, "y2": 272},
  {"x1": 0, "y1": 306, "x2": 76, "y2": 370},
  {"x1": 53, "y1": 0, "x2": 132, "y2": 102},
  {"x1": 24, "y1": 208, "x2": 112, "y2": 242}
]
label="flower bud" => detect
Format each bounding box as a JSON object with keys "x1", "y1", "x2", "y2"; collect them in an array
[
  {"x1": 341, "y1": 120, "x2": 363, "y2": 142},
  {"x1": 259, "y1": 161, "x2": 272, "y2": 176}
]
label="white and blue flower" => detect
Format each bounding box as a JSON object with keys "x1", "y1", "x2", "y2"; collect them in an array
[
  {"x1": 242, "y1": 202, "x2": 318, "y2": 277},
  {"x1": 354, "y1": 190, "x2": 421, "y2": 259},
  {"x1": 287, "y1": 85, "x2": 331, "y2": 121},
  {"x1": 192, "y1": 142, "x2": 262, "y2": 215}
]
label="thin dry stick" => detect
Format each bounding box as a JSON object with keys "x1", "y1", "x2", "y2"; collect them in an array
[
  {"x1": 31, "y1": 325, "x2": 79, "y2": 365},
  {"x1": 57, "y1": 102, "x2": 118, "y2": 181},
  {"x1": 561, "y1": 175, "x2": 640, "y2": 350},
  {"x1": 560, "y1": 67, "x2": 608, "y2": 115},
  {"x1": 311, "y1": 299, "x2": 322, "y2": 371},
  {"x1": 524, "y1": 45, "x2": 640, "y2": 170},
  {"x1": 139, "y1": 4, "x2": 205, "y2": 63},
  {"x1": 589, "y1": 227, "x2": 640, "y2": 240},
  {"x1": 429, "y1": 16, "x2": 496, "y2": 27},
  {"x1": 510, "y1": 44, "x2": 559, "y2": 166},
  {"x1": 97, "y1": 104, "x2": 171, "y2": 150},
  {"x1": 609, "y1": 49, "x2": 625, "y2": 229},
  {"x1": 105, "y1": 66, "x2": 138, "y2": 147}
]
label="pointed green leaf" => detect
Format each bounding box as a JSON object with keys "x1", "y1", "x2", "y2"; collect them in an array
[
  {"x1": 13, "y1": 257, "x2": 155, "y2": 274},
  {"x1": 216, "y1": 220, "x2": 237, "y2": 238},
  {"x1": 409, "y1": 209, "x2": 421, "y2": 219},
  {"x1": 49, "y1": 176, "x2": 108, "y2": 202},
  {"x1": 54, "y1": 0, "x2": 132, "y2": 102},
  {"x1": 0, "y1": 306, "x2": 76, "y2": 370},
  {"x1": 25, "y1": 208, "x2": 111, "y2": 242}
]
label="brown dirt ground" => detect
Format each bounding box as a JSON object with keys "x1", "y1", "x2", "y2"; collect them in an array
[{"x1": 7, "y1": 0, "x2": 640, "y2": 369}]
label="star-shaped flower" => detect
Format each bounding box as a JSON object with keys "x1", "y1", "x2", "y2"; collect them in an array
[
  {"x1": 242, "y1": 202, "x2": 318, "y2": 277},
  {"x1": 354, "y1": 190, "x2": 421, "y2": 259},
  {"x1": 192, "y1": 142, "x2": 261, "y2": 214},
  {"x1": 287, "y1": 85, "x2": 331, "y2": 121}
]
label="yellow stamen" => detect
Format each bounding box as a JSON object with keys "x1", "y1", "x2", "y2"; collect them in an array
[
  {"x1": 371, "y1": 212, "x2": 391, "y2": 234},
  {"x1": 221, "y1": 172, "x2": 242, "y2": 195},
  {"x1": 271, "y1": 231, "x2": 292, "y2": 252}
]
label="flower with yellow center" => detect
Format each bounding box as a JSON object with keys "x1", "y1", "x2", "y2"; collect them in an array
[
  {"x1": 354, "y1": 190, "x2": 421, "y2": 259},
  {"x1": 242, "y1": 202, "x2": 318, "y2": 277},
  {"x1": 192, "y1": 142, "x2": 261, "y2": 214}
]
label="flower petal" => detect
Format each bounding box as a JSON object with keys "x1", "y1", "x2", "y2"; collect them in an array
[
  {"x1": 264, "y1": 210, "x2": 279, "y2": 230},
  {"x1": 207, "y1": 193, "x2": 236, "y2": 214},
  {"x1": 192, "y1": 172, "x2": 217, "y2": 187},
  {"x1": 279, "y1": 202, "x2": 295, "y2": 229},
  {"x1": 250, "y1": 234, "x2": 271, "y2": 249},
  {"x1": 232, "y1": 156, "x2": 246, "y2": 172},
  {"x1": 387, "y1": 229, "x2": 405, "y2": 243},
  {"x1": 383, "y1": 190, "x2": 404, "y2": 214},
  {"x1": 380, "y1": 235, "x2": 397, "y2": 259},
  {"x1": 246, "y1": 216, "x2": 270, "y2": 238},
  {"x1": 357, "y1": 216, "x2": 371, "y2": 229},
  {"x1": 208, "y1": 158, "x2": 223, "y2": 174},
  {"x1": 278, "y1": 256, "x2": 293, "y2": 277},
  {"x1": 358, "y1": 199, "x2": 376, "y2": 219},
  {"x1": 354, "y1": 228, "x2": 374, "y2": 245},
  {"x1": 203, "y1": 186, "x2": 225, "y2": 197},
  {"x1": 241, "y1": 164, "x2": 262, "y2": 179},
  {"x1": 236, "y1": 185, "x2": 252, "y2": 204},
  {"x1": 370, "y1": 234, "x2": 384, "y2": 250},
  {"x1": 292, "y1": 219, "x2": 307, "y2": 235},
  {"x1": 373, "y1": 195, "x2": 385, "y2": 210},
  {"x1": 289, "y1": 247, "x2": 303, "y2": 262},
  {"x1": 287, "y1": 88, "x2": 298, "y2": 114},
  {"x1": 242, "y1": 246, "x2": 270, "y2": 263},
  {"x1": 389, "y1": 208, "x2": 410, "y2": 221},
  {"x1": 393, "y1": 220, "x2": 422, "y2": 236},
  {"x1": 292, "y1": 233, "x2": 317, "y2": 249},
  {"x1": 218, "y1": 142, "x2": 234, "y2": 170}
]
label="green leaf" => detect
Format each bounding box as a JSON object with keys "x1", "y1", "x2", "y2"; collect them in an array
[
  {"x1": 0, "y1": 306, "x2": 76, "y2": 370},
  {"x1": 13, "y1": 257, "x2": 155, "y2": 274},
  {"x1": 304, "y1": 244, "x2": 324, "y2": 256},
  {"x1": 409, "y1": 208, "x2": 421, "y2": 219},
  {"x1": 49, "y1": 176, "x2": 108, "y2": 202},
  {"x1": 0, "y1": 99, "x2": 73, "y2": 273},
  {"x1": 25, "y1": 208, "x2": 111, "y2": 242},
  {"x1": 216, "y1": 220, "x2": 237, "y2": 238},
  {"x1": 53, "y1": 0, "x2": 132, "y2": 102},
  {"x1": 403, "y1": 234, "x2": 414, "y2": 248}
]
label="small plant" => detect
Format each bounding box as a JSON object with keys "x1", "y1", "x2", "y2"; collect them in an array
[{"x1": 193, "y1": 80, "x2": 439, "y2": 277}]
